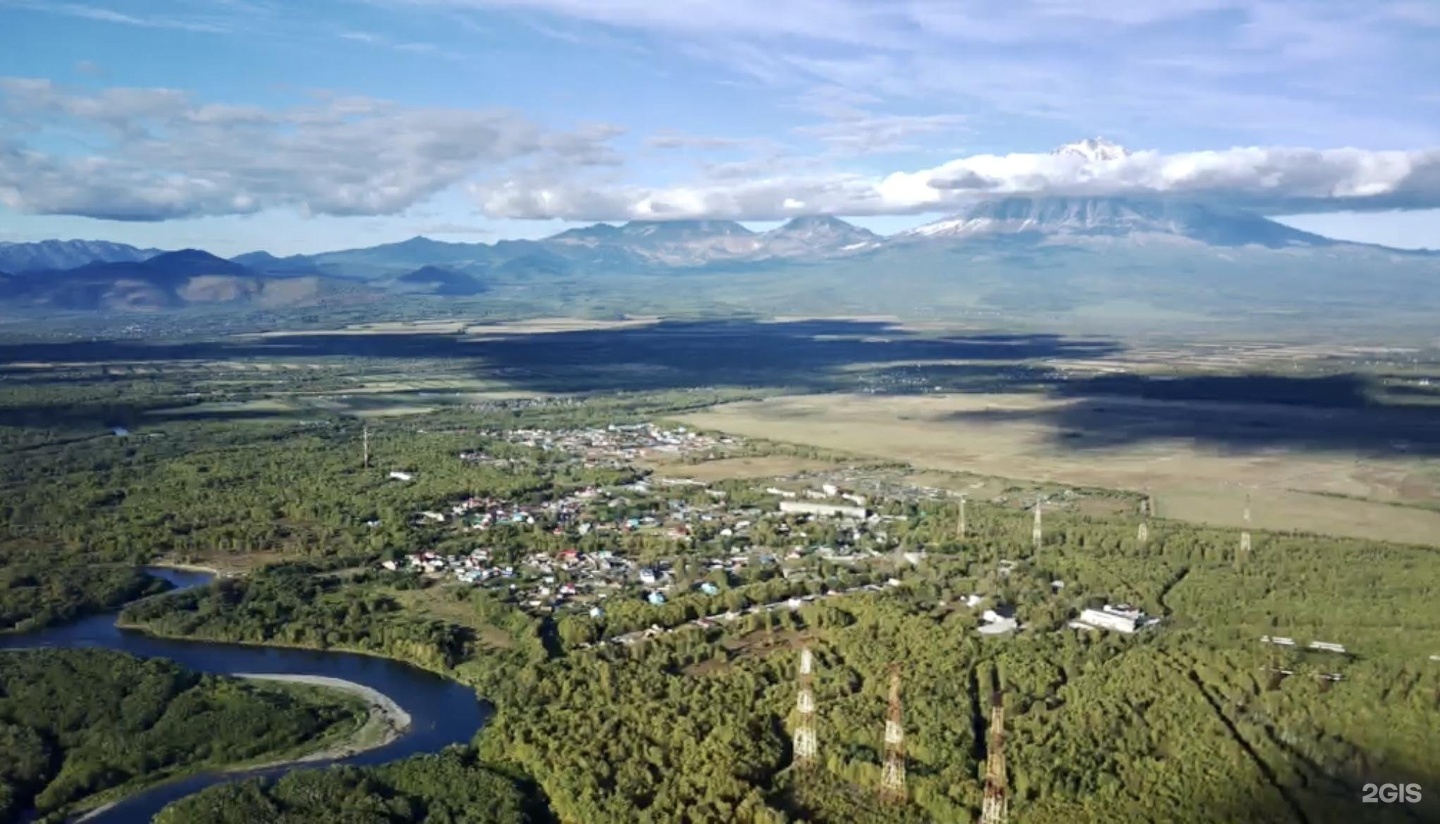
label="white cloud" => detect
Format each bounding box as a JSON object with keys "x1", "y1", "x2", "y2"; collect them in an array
[
  {"x1": 0, "y1": 78, "x2": 624, "y2": 221},
  {"x1": 471, "y1": 144, "x2": 1440, "y2": 221},
  {"x1": 389, "y1": 0, "x2": 1440, "y2": 148}
]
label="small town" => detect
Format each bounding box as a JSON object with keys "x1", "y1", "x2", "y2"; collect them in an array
[{"x1": 374, "y1": 421, "x2": 1158, "y2": 647}]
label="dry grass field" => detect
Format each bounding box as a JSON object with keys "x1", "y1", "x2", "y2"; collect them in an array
[
  {"x1": 641, "y1": 455, "x2": 844, "y2": 482},
  {"x1": 681, "y1": 393, "x2": 1440, "y2": 546}
]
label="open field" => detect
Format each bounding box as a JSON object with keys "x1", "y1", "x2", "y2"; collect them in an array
[
  {"x1": 681, "y1": 392, "x2": 1440, "y2": 546},
  {"x1": 640, "y1": 455, "x2": 844, "y2": 481}
]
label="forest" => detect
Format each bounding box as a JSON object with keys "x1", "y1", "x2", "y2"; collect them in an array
[
  {"x1": 0, "y1": 649, "x2": 365, "y2": 823},
  {"x1": 2, "y1": 368, "x2": 1439, "y2": 823},
  {"x1": 0, "y1": 565, "x2": 170, "y2": 633},
  {"x1": 151, "y1": 749, "x2": 537, "y2": 824}
]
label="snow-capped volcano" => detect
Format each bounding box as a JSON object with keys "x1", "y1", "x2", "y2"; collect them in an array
[
  {"x1": 756, "y1": 216, "x2": 881, "y2": 256},
  {"x1": 899, "y1": 196, "x2": 1336, "y2": 248},
  {"x1": 1051, "y1": 137, "x2": 1130, "y2": 162}
]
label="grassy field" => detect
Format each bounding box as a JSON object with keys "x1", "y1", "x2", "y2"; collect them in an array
[
  {"x1": 680, "y1": 393, "x2": 1440, "y2": 546},
  {"x1": 640, "y1": 455, "x2": 844, "y2": 481}
]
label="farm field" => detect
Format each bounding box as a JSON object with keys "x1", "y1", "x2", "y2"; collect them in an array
[{"x1": 681, "y1": 392, "x2": 1440, "y2": 546}]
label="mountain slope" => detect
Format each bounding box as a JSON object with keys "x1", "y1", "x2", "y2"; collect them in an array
[
  {"x1": 755, "y1": 216, "x2": 881, "y2": 257},
  {"x1": 390, "y1": 265, "x2": 488, "y2": 296},
  {"x1": 0, "y1": 250, "x2": 368, "y2": 311},
  {"x1": 900, "y1": 196, "x2": 1338, "y2": 249},
  {"x1": 0, "y1": 240, "x2": 163, "y2": 272}
]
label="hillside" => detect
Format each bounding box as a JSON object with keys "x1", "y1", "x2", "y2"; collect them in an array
[{"x1": 0, "y1": 250, "x2": 371, "y2": 311}]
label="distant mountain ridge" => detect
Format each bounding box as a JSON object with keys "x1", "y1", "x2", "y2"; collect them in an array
[
  {"x1": 0, "y1": 250, "x2": 368, "y2": 311},
  {"x1": 0, "y1": 239, "x2": 163, "y2": 273},
  {"x1": 3, "y1": 138, "x2": 1437, "y2": 317},
  {"x1": 897, "y1": 196, "x2": 1340, "y2": 249}
]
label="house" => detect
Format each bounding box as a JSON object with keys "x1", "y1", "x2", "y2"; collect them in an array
[
  {"x1": 699, "y1": 582, "x2": 720, "y2": 596},
  {"x1": 639, "y1": 568, "x2": 658, "y2": 586},
  {"x1": 647, "y1": 591, "x2": 667, "y2": 605},
  {"x1": 388, "y1": 471, "x2": 414, "y2": 482},
  {"x1": 978, "y1": 605, "x2": 1019, "y2": 635}
]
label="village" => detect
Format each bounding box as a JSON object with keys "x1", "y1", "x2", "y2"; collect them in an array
[{"x1": 375, "y1": 421, "x2": 1160, "y2": 647}]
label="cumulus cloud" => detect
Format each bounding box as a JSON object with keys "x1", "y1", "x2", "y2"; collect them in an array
[
  {"x1": 472, "y1": 144, "x2": 1440, "y2": 221},
  {"x1": 0, "y1": 78, "x2": 624, "y2": 221}
]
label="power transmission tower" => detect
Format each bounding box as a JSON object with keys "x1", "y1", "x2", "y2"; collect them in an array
[
  {"x1": 794, "y1": 648, "x2": 818, "y2": 767},
  {"x1": 879, "y1": 664, "x2": 906, "y2": 804},
  {"x1": 980, "y1": 691, "x2": 1008, "y2": 824},
  {"x1": 1031, "y1": 502, "x2": 1043, "y2": 551},
  {"x1": 362, "y1": 424, "x2": 370, "y2": 469}
]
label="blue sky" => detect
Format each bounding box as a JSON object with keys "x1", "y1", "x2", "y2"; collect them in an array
[{"x1": 1, "y1": 0, "x2": 1438, "y2": 255}]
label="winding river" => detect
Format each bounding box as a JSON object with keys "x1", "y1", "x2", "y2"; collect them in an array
[{"x1": 0, "y1": 568, "x2": 489, "y2": 824}]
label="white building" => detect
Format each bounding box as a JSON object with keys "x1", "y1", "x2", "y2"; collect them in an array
[
  {"x1": 1073, "y1": 604, "x2": 1152, "y2": 634},
  {"x1": 780, "y1": 500, "x2": 868, "y2": 519}
]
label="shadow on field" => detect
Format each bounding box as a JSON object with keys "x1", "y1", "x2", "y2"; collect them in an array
[
  {"x1": 943, "y1": 372, "x2": 1440, "y2": 457},
  {"x1": 0, "y1": 318, "x2": 1122, "y2": 395}
]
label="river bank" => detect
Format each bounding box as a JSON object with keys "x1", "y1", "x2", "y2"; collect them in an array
[
  {"x1": 69, "y1": 673, "x2": 414, "y2": 823},
  {"x1": 235, "y1": 673, "x2": 414, "y2": 765}
]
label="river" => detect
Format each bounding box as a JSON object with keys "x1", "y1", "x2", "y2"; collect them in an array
[{"x1": 0, "y1": 568, "x2": 489, "y2": 824}]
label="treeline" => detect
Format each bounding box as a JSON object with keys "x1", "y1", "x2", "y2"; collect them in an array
[
  {"x1": 153, "y1": 748, "x2": 536, "y2": 824},
  {"x1": 120, "y1": 565, "x2": 473, "y2": 671},
  {"x1": 0, "y1": 649, "x2": 362, "y2": 823},
  {"x1": 0, "y1": 565, "x2": 170, "y2": 633}
]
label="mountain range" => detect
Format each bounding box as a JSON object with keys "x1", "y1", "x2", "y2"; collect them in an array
[{"x1": 1, "y1": 140, "x2": 1434, "y2": 320}]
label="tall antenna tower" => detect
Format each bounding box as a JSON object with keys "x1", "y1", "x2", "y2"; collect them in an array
[
  {"x1": 957, "y1": 496, "x2": 968, "y2": 540},
  {"x1": 879, "y1": 664, "x2": 906, "y2": 804},
  {"x1": 980, "y1": 691, "x2": 1008, "y2": 824},
  {"x1": 1239, "y1": 492, "x2": 1252, "y2": 560},
  {"x1": 794, "y1": 648, "x2": 818, "y2": 766},
  {"x1": 1138, "y1": 487, "x2": 1150, "y2": 546},
  {"x1": 362, "y1": 424, "x2": 370, "y2": 469},
  {"x1": 1031, "y1": 502, "x2": 1043, "y2": 551}
]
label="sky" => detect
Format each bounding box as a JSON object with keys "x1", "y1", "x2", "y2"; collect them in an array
[{"x1": 0, "y1": 0, "x2": 1438, "y2": 256}]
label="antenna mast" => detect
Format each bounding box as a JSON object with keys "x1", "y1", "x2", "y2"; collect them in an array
[
  {"x1": 957, "y1": 496, "x2": 967, "y2": 540},
  {"x1": 362, "y1": 424, "x2": 370, "y2": 469},
  {"x1": 879, "y1": 664, "x2": 906, "y2": 804},
  {"x1": 794, "y1": 648, "x2": 818, "y2": 766},
  {"x1": 980, "y1": 691, "x2": 1008, "y2": 824},
  {"x1": 1239, "y1": 492, "x2": 1252, "y2": 561},
  {"x1": 1032, "y1": 502, "x2": 1043, "y2": 551}
]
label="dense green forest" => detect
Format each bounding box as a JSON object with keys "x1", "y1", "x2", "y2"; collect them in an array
[
  {"x1": 152, "y1": 749, "x2": 537, "y2": 824},
  {"x1": 0, "y1": 649, "x2": 365, "y2": 823},
  {"x1": 0, "y1": 565, "x2": 170, "y2": 632},
  {"x1": 3, "y1": 366, "x2": 1439, "y2": 823}
]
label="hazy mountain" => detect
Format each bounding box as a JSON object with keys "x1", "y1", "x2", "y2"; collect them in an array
[
  {"x1": 232, "y1": 250, "x2": 322, "y2": 274},
  {"x1": 0, "y1": 250, "x2": 367, "y2": 311},
  {"x1": 390, "y1": 265, "x2": 488, "y2": 296},
  {"x1": 0, "y1": 239, "x2": 163, "y2": 272},
  {"x1": 898, "y1": 196, "x2": 1339, "y2": 249},
  {"x1": 755, "y1": 216, "x2": 882, "y2": 257}
]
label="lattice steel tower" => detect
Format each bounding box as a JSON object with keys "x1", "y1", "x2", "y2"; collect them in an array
[
  {"x1": 879, "y1": 664, "x2": 906, "y2": 804},
  {"x1": 794, "y1": 648, "x2": 818, "y2": 766},
  {"x1": 980, "y1": 691, "x2": 1008, "y2": 824}
]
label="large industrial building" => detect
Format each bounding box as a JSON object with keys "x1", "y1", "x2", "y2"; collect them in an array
[
  {"x1": 1071, "y1": 604, "x2": 1155, "y2": 634},
  {"x1": 778, "y1": 500, "x2": 868, "y2": 519}
]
